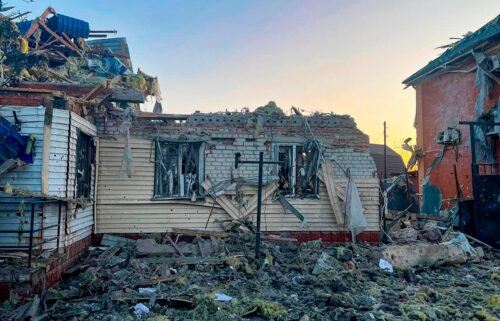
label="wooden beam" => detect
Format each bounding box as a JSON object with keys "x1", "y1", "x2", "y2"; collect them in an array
[
  {"x1": 317, "y1": 169, "x2": 345, "y2": 201},
  {"x1": 201, "y1": 180, "x2": 241, "y2": 220},
  {"x1": 41, "y1": 101, "x2": 53, "y2": 195},
  {"x1": 320, "y1": 160, "x2": 345, "y2": 224},
  {"x1": 0, "y1": 158, "x2": 23, "y2": 176},
  {"x1": 83, "y1": 82, "x2": 108, "y2": 101},
  {"x1": 241, "y1": 182, "x2": 278, "y2": 218},
  {"x1": 170, "y1": 228, "x2": 229, "y2": 238}
]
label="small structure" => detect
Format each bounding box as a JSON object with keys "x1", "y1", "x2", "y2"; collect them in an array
[
  {"x1": 369, "y1": 144, "x2": 405, "y2": 180},
  {"x1": 403, "y1": 14, "x2": 500, "y2": 246}
]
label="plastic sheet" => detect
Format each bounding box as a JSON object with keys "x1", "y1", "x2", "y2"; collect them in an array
[
  {"x1": 118, "y1": 108, "x2": 135, "y2": 177},
  {"x1": 345, "y1": 176, "x2": 367, "y2": 237}
]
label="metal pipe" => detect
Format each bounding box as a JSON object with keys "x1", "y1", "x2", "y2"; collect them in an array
[
  {"x1": 235, "y1": 152, "x2": 282, "y2": 262},
  {"x1": 89, "y1": 30, "x2": 117, "y2": 34},
  {"x1": 28, "y1": 203, "x2": 35, "y2": 268},
  {"x1": 255, "y1": 152, "x2": 264, "y2": 261},
  {"x1": 93, "y1": 138, "x2": 99, "y2": 234},
  {"x1": 383, "y1": 121, "x2": 387, "y2": 180},
  {"x1": 57, "y1": 200, "x2": 62, "y2": 250}
]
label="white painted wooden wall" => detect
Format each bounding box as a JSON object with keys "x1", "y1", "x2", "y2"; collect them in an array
[
  {"x1": 0, "y1": 106, "x2": 96, "y2": 249},
  {"x1": 96, "y1": 137, "x2": 380, "y2": 234}
]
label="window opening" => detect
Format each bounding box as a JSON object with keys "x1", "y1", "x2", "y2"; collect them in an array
[
  {"x1": 76, "y1": 130, "x2": 95, "y2": 198},
  {"x1": 155, "y1": 142, "x2": 203, "y2": 199}
]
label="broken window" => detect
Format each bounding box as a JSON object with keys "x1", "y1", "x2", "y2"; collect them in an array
[
  {"x1": 76, "y1": 130, "x2": 95, "y2": 198},
  {"x1": 154, "y1": 141, "x2": 204, "y2": 199},
  {"x1": 273, "y1": 144, "x2": 318, "y2": 197}
]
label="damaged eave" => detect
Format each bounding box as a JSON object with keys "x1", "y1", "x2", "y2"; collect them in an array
[
  {"x1": 0, "y1": 86, "x2": 64, "y2": 97},
  {"x1": 403, "y1": 13, "x2": 500, "y2": 86}
]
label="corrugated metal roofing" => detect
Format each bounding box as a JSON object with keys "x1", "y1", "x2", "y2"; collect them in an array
[
  {"x1": 47, "y1": 14, "x2": 90, "y2": 39},
  {"x1": 403, "y1": 14, "x2": 500, "y2": 86}
]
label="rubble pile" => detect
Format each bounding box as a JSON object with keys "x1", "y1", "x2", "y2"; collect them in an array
[
  {"x1": 0, "y1": 231, "x2": 498, "y2": 321},
  {"x1": 0, "y1": 5, "x2": 160, "y2": 100}
]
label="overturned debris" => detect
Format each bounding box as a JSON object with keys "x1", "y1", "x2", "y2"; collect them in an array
[{"x1": 1, "y1": 229, "x2": 498, "y2": 321}]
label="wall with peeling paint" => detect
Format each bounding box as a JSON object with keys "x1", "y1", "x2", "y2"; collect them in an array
[{"x1": 415, "y1": 71, "x2": 500, "y2": 209}]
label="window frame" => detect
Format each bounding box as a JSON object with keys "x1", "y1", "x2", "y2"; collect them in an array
[
  {"x1": 273, "y1": 143, "x2": 319, "y2": 198},
  {"x1": 153, "y1": 140, "x2": 205, "y2": 200},
  {"x1": 75, "y1": 130, "x2": 95, "y2": 199}
]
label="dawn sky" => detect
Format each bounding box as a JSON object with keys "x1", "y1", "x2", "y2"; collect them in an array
[{"x1": 16, "y1": 0, "x2": 500, "y2": 159}]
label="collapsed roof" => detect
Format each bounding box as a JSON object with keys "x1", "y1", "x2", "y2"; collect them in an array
[{"x1": 0, "y1": 6, "x2": 161, "y2": 103}]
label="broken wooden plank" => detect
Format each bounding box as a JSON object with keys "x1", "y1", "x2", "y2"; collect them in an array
[
  {"x1": 136, "y1": 239, "x2": 192, "y2": 256},
  {"x1": 277, "y1": 194, "x2": 304, "y2": 222},
  {"x1": 101, "y1": 234, "x2": 135, "y2": 247},
  {"x1": 317, "y1": 169, "x2": 345, "y2": 201},
  {"x1": 82, "y1": 82, "x2": 108, "y2": 101},
  {"x1": 0, "y1": 158, "x2": 21, "y2": 176},
  {"x1": 165, "y1": 234, "x2": 185, "y2": 257},
  {"x1": 202, "y1": 180, "x2": 241, "y2": 220},
  {"x1": 170, "y1": 228, "x2": 229, "y2": 238},
  {"x1": 241, "y1": 182, "x2": 278, "y2": 218},
  {"x1": 133, "y1": 276, "x2": 177, "y2": 287},
  {"x1": 321, "y1": 160, "x2": 345, "y2": 225}
]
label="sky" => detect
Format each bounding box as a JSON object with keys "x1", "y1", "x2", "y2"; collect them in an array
[{"x1": 14, "y1": 0, "x2": 500, "y2": 160}]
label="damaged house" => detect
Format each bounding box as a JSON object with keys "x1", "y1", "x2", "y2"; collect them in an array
[
  {"x1": 403, "y1": 14, "x2": 500, "y2": 247},
  {"x1": 0, "y1": 4, "x2": 380, "y2": 301},
  {"x1": 94, "y1": 109, "x2": 380, "y2": 242},
  {"x1": 0, "y1": 5, "x2": 158, "y2": 295}
]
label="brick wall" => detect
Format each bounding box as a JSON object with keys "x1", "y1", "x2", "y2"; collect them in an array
[{"x1": 94, "y1": 110, "x2": 377, "y2": 181}]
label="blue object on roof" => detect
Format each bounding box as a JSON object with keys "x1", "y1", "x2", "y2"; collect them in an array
[
  {"x1": 16, "y1": 20, "x2": 34, "y2": 35},
  {"x1": 47, "y1": 14, "x2": 90, "y2": 39},
  {"x1": 0, "y1": 116, "x2": 33, "y2": 164},
  {"x1": 403, "y1": 14, "x2": 500, "y2": 86}
]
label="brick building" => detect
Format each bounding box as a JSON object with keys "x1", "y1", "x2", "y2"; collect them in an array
[
  {"x1": 94, "y1": 109, "x2": 380, "y2": 242},
  {"x1": 403, "y1": 15, "x2": 499, "y2": 246}
]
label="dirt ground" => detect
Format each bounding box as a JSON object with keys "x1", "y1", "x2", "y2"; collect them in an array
[{"x1": 1, "y1": 233, "x2": 499, "y2": 321}]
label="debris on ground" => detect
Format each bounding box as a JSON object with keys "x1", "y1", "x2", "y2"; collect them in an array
[{"x1": 0, "y1": 228, "x2": 498, "y2": 321}]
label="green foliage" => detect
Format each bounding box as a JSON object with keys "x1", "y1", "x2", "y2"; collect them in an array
[
  {"x1": 255, "y1": 101, "x2": 285, "y2": 116},
  {"x1": 254, "y1": 299, "x2": 288, "y2": 320}
]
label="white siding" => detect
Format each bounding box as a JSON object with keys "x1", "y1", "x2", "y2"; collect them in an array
[
  {"x1": 42, "y1": 109, "x2": 71, "y2": 249},
  {"x1": 0, "y1": 107, "x2": 96, "y2": 249},
  {"x1": 0, "y1": 106, "x2": 45, "y2": 192},
  {"x1": 96, "y1": 137, "x2": 380, "y2": 234},
  {"x1": 0, "y1": 106, "x2": 45, "y2": 246},
  {"x1": 63, "y1": 112, "x2": 97, "y2": 246}
]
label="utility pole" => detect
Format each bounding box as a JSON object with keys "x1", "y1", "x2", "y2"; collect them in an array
[
  {"x1": 383, "y1": 121, "x2": 387, "y2": 180},
  {"x1": 235, "y1": 152, "x2": 282, "y2": 262}
]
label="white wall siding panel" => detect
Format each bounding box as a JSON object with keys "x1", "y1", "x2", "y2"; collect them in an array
[
  {"x1": 0, "y1": 106, "x2": 45, "y2": 192},
  {"x1": 0, "y1": 107, "x2": 45, "y2": 246},
  {"x1": 96, "y1": 138, "x2": 380, "y2": 234},
  {"x1": 62, "y1": 112, "x2": 97, "y2": 247}
]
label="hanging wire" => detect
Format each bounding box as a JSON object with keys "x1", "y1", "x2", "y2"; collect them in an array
[{"x1": 303, "y1": 117, "x2": 349, "y2": 177}]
